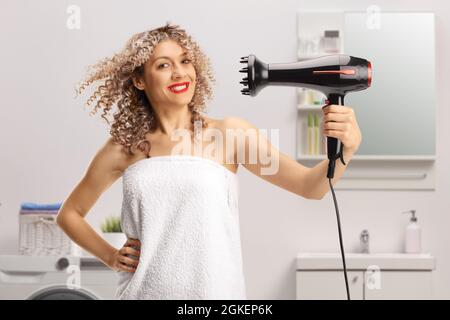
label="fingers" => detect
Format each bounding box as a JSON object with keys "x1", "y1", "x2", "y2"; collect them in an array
[
  {"x1": 115, "y1": 238, "x2": 142, "y2": 273},
  {"x1": 120, "y1": 246, "x2": 140, "y2": 259},
  {"x1": 321, "y1": 107, "x2": 355, "y2": 136},
  {"x1": 321, "y1": 105, "x2": 360, "y2": 149},
  {"x1": 323, "y1": 112, "x2": 354, "y2": 124},
  {"x1": 124, "y1": 238, "x2": 141, "y2": 249},
  {"x1": 116, "y1": 250, "x2": 139, "y2": 273},
  {"x1": 323, "y1": 121, "x2": 351, "y2": 132},
  {"x1": 322, "y1": 104, "x2": 354, "y2": 114},
  {"x1": 119, "y1": 254, "x2": 139, "y2": 268},
  {"x1": 117, "y1": 261, "x2": 137, "y2": 273},
  {"x1": 323, "y1": 129, "x2": 350, "y2": 140}
]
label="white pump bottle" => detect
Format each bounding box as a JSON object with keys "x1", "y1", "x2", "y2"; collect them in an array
[{"x1": 403, "y1": 210, "x2": 421, "y2": 254}]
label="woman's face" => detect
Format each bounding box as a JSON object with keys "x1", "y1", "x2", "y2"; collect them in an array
[{"x1": 134, "y1": 39, "x2": 196, "y2": 108}]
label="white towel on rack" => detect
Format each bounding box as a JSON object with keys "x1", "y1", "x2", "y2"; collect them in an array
[{"x1": 115, "y1": 155, "x2": 246, "y2": 300}]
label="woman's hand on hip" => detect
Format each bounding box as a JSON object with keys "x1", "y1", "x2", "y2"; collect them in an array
[{"x1": 108, "y1": 238, "x2": 141, "y2": 273}]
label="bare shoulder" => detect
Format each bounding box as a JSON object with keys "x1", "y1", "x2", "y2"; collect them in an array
[
  {"x1": 211, "y1": 116, "x2": 255, "y2": 131},
  {"x1": 58, "y1": 137, "x2": 131, "y2": 218},
  {"x1": 92, "y1": 137, "x2": 132, "y2": 174}
]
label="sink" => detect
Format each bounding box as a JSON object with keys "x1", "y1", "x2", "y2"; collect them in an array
[{"x1": 296, "y1": 253, "x2": 436, "y2": 271}]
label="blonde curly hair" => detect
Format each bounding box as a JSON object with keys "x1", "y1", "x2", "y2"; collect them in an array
[{"x1": 75, "y1": 23, "x2": 215, "y2": 155}]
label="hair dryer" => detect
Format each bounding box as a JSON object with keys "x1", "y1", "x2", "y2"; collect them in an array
[
  {"x1": 239, "y1": 54, "x2": 372, "y2": 300},
  {"x1": 239, "y1": 54, "x2": 372, "y2": 179}
]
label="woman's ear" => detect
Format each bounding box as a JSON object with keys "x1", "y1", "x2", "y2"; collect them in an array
[{"x1": 132, "y1": 74, "x2": 145, "y2": 91}]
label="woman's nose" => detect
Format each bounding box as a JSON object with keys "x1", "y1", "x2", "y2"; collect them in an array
[
  {"x1": 172, "y1": 64, "x2": 186, "y2": 79},
  {"x1": 172, "y1": 71, "x2": 185, "y2": 79}
]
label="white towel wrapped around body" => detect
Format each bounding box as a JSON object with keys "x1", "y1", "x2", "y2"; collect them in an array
[{"x1": 115, "y1": 155, "x2": 246, "y2": 300}]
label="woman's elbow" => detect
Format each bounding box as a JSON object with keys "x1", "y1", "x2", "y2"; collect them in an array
[
  {"x1": 56, "y1": 209, "x2": 78, "y2": 228},
  {"x1": 56, "y1": 210, "x2": 67, "y2": 228},
  {"x1": 306, "y1": 190, "x2": 326, "y2": 200}
]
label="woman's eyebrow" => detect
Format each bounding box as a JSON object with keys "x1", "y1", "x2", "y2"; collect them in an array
[{"x1": 153, "y1": 52, "x2": 188, "y2": 64}]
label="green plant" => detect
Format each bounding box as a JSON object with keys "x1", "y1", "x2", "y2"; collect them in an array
[{"x1": 100, "y1": 216, "x2": 122, "y2": 233}]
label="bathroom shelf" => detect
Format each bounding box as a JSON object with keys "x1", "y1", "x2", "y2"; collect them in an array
[
  {"x1": 297, "y1": 104, "x2": 325, "y2": 111},
  {"x1": 297, "y1": 154, "x2": 436, "y2": 161},
  {"x1": 296, "y1": 152, "x2": 436, "y2": 190}
]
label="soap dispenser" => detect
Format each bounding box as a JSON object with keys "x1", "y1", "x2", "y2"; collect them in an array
[{"x1": 402, "y1": 210, "x2": 421, "y2": 253}]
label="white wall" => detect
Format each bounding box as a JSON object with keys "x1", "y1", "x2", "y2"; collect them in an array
[{"x1": 1, "y1": 0, "x2": 449, "y2": 299}]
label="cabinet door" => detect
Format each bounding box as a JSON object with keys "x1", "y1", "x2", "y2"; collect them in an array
[
  {"x1": 364, "y1": 271, "x2": 433, "y2": 300},
  {"x1": 296, "y1": 271, "x2": 364, "y2": 300}
]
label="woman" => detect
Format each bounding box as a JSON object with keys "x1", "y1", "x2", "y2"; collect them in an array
[{"x1": 56, "y1": 23, "x2": 362, "y2": 300}]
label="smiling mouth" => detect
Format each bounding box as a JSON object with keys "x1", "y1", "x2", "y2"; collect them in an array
[{"x1": 167, "y1": 82, "x2": 190, "y2": 94}]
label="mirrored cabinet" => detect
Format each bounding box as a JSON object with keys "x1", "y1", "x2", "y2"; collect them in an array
[{"x1": 296, "y1": 12, "x2": 436, "y2": 190}]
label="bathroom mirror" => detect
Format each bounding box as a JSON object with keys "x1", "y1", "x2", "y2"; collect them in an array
[{"x1": 343, "y1": 12, "x2": 436, "y2": 156}]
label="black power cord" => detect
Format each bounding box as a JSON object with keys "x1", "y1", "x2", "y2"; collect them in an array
[{"x1": 328, "y1": 177, "x2": 350, "y2": 300}]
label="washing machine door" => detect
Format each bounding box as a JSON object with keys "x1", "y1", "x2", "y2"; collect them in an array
[{"x1": 27, "y1": 285, "x2": 99, "y2": 300}]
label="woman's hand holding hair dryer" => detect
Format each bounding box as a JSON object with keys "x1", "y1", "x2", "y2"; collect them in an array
[{"x1": 321, "y1": 104, "x2": 362, "y2": 153}]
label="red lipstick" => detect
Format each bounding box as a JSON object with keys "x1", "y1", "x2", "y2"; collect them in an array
[{"x1": 167, "y1": 82, "x2": 190, "y2": 94}]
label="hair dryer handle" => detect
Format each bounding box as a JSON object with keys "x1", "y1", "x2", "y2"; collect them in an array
[{"x1": 324, "y1": 95, "x2": 347, "y2": 179}]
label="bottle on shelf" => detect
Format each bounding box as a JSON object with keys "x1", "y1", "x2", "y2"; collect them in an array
[
  {"x1": 320, "y1": 30, "x2": 341, "y2": 54},
  {"x1": 307, "y1": 112, "x2": 314, "y2": 155},
  {"x1": 402, "y1": 210, "x2": 422, "y2": 254},
  {"x1": 314, "y1": 113, "x2": 320, "y2": 155}
]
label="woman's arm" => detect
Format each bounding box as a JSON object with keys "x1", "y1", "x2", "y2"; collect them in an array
[
  {"x1": 225, "y1": 104, "x2": 361, "y2": 200},
  {"x1": 224, "y1": 116, "x2": 316, "y2": 200},
  {"x1": 56, "y1": 138, "x2": 140, "y2": 272},
  {"x1": 305, "y1": 104, "x2": 362, "y2": 199}
]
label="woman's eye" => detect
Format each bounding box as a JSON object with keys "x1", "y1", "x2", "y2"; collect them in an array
[{"x1": 158, "y1": 59, "x2": 191, "y2": 69}]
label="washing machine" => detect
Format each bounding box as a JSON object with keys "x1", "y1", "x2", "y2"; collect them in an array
[{"x1": 0, "y1": 255, "x2": 119, "y2": 299}]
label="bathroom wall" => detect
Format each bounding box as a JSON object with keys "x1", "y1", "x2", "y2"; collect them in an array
[{"x1": 0, "y1": 0, "x2": 449, "y2": 299}]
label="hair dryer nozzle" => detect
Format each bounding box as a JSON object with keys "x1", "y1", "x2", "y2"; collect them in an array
[{"x1": 239, "y1": 55, "x2": 268, "y2": 96}]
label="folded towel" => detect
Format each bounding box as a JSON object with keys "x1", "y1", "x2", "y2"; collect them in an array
[
  {"x1": 20, "y1": 202, "x2": 62, "y2": 211},
  {"x1": 115, "y1": 155, "x2": 246, "y2": 300},
  {"x1": 19, "y1": 209, "x2": 59, "y2": 215}
]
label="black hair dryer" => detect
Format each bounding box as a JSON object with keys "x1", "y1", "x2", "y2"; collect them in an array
[{"x1": 239, "y1": 54, "x2": 372, "y2": 179}]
